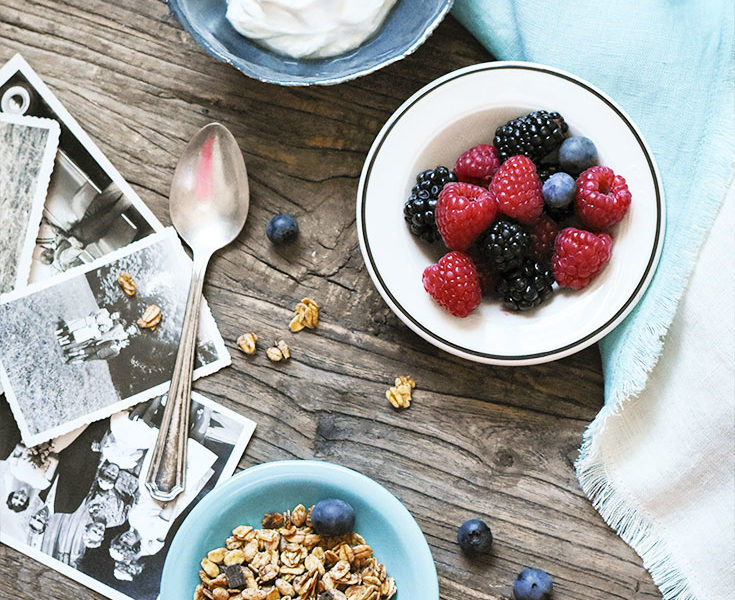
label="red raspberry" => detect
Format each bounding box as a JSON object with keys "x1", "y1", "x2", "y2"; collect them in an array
[
  {"x1": 422, "y1": 251, "x2": 482, "y2": 317},
  {"x1": 575, "y1": 166, "x2": 632, "y2": 230},
  {"x1": 529, "y1": 214, "x2": 559, "y2": 260},
  {"x1": 490, "y1": 155, "x2": 543, "y2": 224},
  {"x1": 454, "y1": 144, "x2": 501, "y2": 187},
  {"x1": 435, "y1": 182, "x2": 498, "y2": 251},
  {"x1": 552, "y1": 227, "x2": 612, "y2": 290}
]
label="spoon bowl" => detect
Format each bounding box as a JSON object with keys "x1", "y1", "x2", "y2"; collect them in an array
[{"x1": 170, "y1": 123, "x2": 249, "y2": 255}]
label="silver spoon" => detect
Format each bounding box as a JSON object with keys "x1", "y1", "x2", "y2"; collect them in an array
[{"x1": 146, "y1": 123, "x2": 249, "y2": 502}]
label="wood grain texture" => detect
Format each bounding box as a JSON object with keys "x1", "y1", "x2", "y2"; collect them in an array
[{"x1": 0, "y1": 2, "x2": 659, "y2": 599}]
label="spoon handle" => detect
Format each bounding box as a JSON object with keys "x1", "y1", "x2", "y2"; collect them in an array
[{"x1": 146, "y1": 252, "x2": 210, "y2": 502}]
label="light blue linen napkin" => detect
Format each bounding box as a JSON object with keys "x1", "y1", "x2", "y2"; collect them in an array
[{"x1": 452, "y1": 0, "x2": 734, "y2": 597}]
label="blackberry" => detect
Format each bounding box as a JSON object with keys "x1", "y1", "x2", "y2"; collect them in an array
[
  {"x1": 480, "y1": 219, "x2": 531, "y2": 273},
  {"x1": 496, "y1": 259, "x2": 555, "y2": 311},
  {"x1": 536, "y1": 162, "x2": 562, "y2": 182},
  {"x1": 403, "y1": 166, "x2": 457, "y2": 242},
  {"x1": 494, "y1": 110, "x2": 569, "y2": 163}
]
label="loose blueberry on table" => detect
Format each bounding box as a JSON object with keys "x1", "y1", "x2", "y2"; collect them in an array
[
  {"x1": 513, "y1": 567, "x2": 554, "y2": 600},
  {"x1": 266, "y1": 213, "x2": 299, "y2": 244},
  {"x1": 457, "y1": 518, "x2": 493, "y2": 554},
  {"x1": 406, "y1": 109, "x2": 632, "y2": 317}
]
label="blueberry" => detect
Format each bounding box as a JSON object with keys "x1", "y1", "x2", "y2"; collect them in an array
[
  {"x1": 310, "y1": 499, "x2": 355, "y2": 537},
  {"x1": 558, "y1": 136, "x2": 598, "y2": 175},
  {"x1": 457, "y1": 519, "x2": 493, "y2": 554},
  {"x1": 266, "y1": 214, "x2": 299, "y2": 244},
  {"x1": 542, "y1": 172, "x2": 576, "y2": 210},
  {"x1": 513, "y1": 568, "x2": 553, "y2": 600}
]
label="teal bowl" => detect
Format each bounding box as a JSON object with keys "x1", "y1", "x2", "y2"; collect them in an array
[{"x1": 161, "y1": 460, "x2": 438, "y2": 599}]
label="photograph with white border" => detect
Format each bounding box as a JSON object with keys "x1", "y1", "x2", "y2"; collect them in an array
[
  {"x1": 0, "y1": 111, "x2": 59, "y2": 294},
  {"x1": 0, "y1": 228, "x2": 231, "y2": 447},
  {"x1": 0, "y1": 54, "x2": 162, "y2": 285},
  {"x1": 0, "y1": 390, "x2": 255, "y2": 600}
]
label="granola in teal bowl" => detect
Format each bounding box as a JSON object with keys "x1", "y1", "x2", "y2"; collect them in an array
[{"x1": 161, "y1": 460, "x2": 438, "y2": 599}]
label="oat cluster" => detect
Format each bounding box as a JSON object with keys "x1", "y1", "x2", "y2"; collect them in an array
[
  {"x1": 266, "y1": 340, "x2": 291, "y2": 362},
  {"x1": 237, "y1": 333, "x2": 258, "y2": 355},
  {"x1": 195, "y1": 504, "x2": 396, "y2": 600},
  {"x1": 289, "y1": 298, "x2": 319, "y2": 332},
  {"x1": 117, "y1": 272, "x2": 137, "y2": 296},
  {"x1": 386, "y1": 376, "x2": 415, "y2": 409},
  {"x1": 137, "y1": 304, "x2": 162, "y2": 329}
]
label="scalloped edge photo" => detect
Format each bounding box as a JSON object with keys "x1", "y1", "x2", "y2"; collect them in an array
[{"x1": 0, "y1": 111, "x2": 60, "y2": 295}]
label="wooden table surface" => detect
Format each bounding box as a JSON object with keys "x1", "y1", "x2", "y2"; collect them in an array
[{"x1": 0, "y1": 2, "x2": 659, "y2": 599}]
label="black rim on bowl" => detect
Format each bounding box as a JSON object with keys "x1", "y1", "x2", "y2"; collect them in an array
[
  {"x1": 168, "y1": 0, "x2": 455, "y2": 86},
  {"x1": 358, "y1": 63, "x2": 665, "y2": 363}
]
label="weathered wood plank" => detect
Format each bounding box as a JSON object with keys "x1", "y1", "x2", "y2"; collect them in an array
[{"x1": 0, "y1": 2, "x2": 659, "y2": 599}]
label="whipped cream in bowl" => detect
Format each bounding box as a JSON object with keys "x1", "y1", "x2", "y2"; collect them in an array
[{"x1": 225, "y1": 0, "x2": 398, "y2": 59}]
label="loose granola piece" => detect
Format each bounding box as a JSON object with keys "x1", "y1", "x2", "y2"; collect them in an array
[
  {"x1": 208, "y1": 548, "x2": 227, "y2": 564},
  {"x1": 262, "y1": 512, "x2": 285, "y2": 529},
  {"x1": 206, "y1": 573, "x2": 227, "y2": 589},
  {"x1": 259, "y1": 563, "x2": 279, "y2": 583},
  {"x1": 237, "y1": 333, "x2": 258, "y2": 355},
  {"x1": 352, "y1": 545, "x2": 372, "y2": 564},
  {"x1": 211, "y1": 589, "x2": 229, "y2": 600},
  {"x1": 319, "y1": 591, "x2": 347, "y2": 600},
  {"x1": 233, "y1": 525, "x2": 253, "y2": 540},
  {"x1": 381, "y1": 577, "x2": 397, "y2": 599},
  {"x1": 226, "y1": 536, "x2": 244, "y2": 550},
  {"x1": 289, "y1": 298, "x2": 319, "y2": 332},
  {"x1": 385, "y1": 375, "x2": 415, "y2": 409},
  {"x1": 137, "y1": 304, "x2": 162, "y2": 329},
  {"x1": 266, "y1": 340, "x2": 291, "y2": 362},
  {"x1": 201, "y1": 558, "x2": 220, "y2": 578},
  {"x1": 294, "y1": 570, "x2": 319, "y2": 597},
  {"x1": 117, "y1": 272, "x2": 137, "y2": 296},
  {"x1": 291, "y1": 504, "x2": 307, "y2": 527},
  {"x1": 275, "y1": 579, "x2": 295, "y2": 596},
  {"x1": 224, "y1": 549, "x2": 246, "y2": 566}
]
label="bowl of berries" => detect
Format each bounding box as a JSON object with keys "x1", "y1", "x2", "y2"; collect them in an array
[{"x1": 357, "y1": 62, "x2": 665, "y2": 365}]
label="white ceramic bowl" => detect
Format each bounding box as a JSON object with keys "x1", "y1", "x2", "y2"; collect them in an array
[{"x1": 357, "y1": 62, "x2": 665, "y2": 365}]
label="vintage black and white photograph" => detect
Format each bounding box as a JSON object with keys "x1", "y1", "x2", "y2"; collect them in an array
[
  {"x1": 0, "y1": 228, "x2": 231, "y2": 447},
  {"x1": 0, "y1": 391, "x2": 254, "y2": 600},
  {"x1": 0, "y1": 111, "x2": 59, "y2": 294},
  {"x1": 0, "y1": 55, "x2": 160, "y2": 286},
  {"x1": 31, "y1": 155, "x2": 157, "y2": 283}
]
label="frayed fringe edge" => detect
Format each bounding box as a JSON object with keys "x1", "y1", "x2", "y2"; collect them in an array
[
  {"x1": 601, "y1": 124, "x2": 735, "y2": 407},
  {"x1": 576, "y1": 413, "x2": 697, "y2": 600}
]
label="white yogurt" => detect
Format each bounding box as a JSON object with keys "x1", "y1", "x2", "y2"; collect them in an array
[{"x1": 225, "y1": 0, "x2": 398, "y2": 59}]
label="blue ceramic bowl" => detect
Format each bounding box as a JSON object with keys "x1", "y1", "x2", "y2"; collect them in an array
[
  {"x1": 161, "y1": 460, "x2": 439, "y2": 599},
  {"x1": 168, "y1": 0, "x2": 454, "y2": 86}
]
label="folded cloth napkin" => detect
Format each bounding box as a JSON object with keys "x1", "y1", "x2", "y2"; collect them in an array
[{"x1": 452, "y1": 1, "x2": 735, "y2": 598}]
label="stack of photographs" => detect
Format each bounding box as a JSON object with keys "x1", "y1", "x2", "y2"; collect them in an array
[{"x1": 0, "y1": 55, "x2": 254, "y2": 600}]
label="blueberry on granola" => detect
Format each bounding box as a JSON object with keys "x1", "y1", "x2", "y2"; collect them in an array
[{"x1": 311, "y1": 498, "x2": 355, "y2": 536}]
